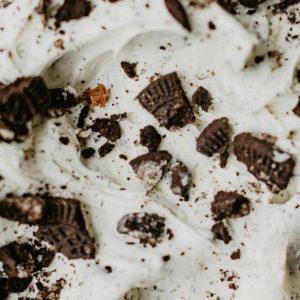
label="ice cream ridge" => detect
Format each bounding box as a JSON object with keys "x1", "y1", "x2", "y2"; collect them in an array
[{"x1": 0, "y1": 0, "x2": 299, "y2": 299}]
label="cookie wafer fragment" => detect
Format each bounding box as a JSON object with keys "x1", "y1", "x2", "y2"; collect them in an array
[
  {"x1": 211, "y1": 191, "x2": 251, "y2": 221},
  {"x1": 130, "y1": 151, "x2": 172, "y2": 191},
  {"x1": 196, "y1": 118, "x2": 230, "y2": 167},
  {"x1": 165, "y1": 0, "x2": 191, "y2": 31},
  {"x1": 170, "y1": 161, "x2": 192, "y2": 200},
  {"x1": 0, "y1": 242, "x2": 54, "y2": 278},
  {"x1": 233, "y1": 133, "x2": 295, "y2": 192},
  {"x1": 140, "y1": 125, "x2": 162, "y2": 152},
  {"x1": 0, "y1": 195, "x2": 44, "y2": 224},
  {"x1": 0, "y1": 77, "x2": 50, "y2": 142},
  {"x1": 35, "y1": 197, "x2": 95, "y2": 260},
  {"x1": 0, "y1": 277, "x2": 33, "y2": 299},
  {"x1": 91, "y1": 118, "x2": 121, "y2": 142},
  {"x1": 192, "y1": 86, "x2": 213, "y2": 112},
  {"x1": 98, "y1": 142, "x2": 115, "y2": 158},
  {"x1": 136, "y1": 72, "x2": 194, "y2": 130},
  {"x1": 117, "y1": 212, "x2": 165, "y2": 246},
  {"x1": 55, "y1": 0, "x2": 92, "y2": 27},
  {"x1": 121, "y1": 61, "x2": 138, "y2": 79}
]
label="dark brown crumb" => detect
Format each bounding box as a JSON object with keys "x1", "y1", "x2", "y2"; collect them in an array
[
  {"x1": 81, "y1": 147, "x2": 95, "y2": 159},
  {"x1": 98, "y1": 142, "x2": 115, "y2": 158},
  {"x1": 120, "y1": 61, "x2": 138, "y2": 79},
  {"x1": 230, "y1": 249, "x2": 241, "y2": 260},
  {"x1": 162, "y1": 255, "x2": 171, "y2": 262},
  {"x1": 192, "y1": 86, "x2": 213, "y2": 112},
  {"x1": 139, "y1": 125, "x2": 162, "y2": 152},
  {"x1": 59, "y1": 136, "x2": 69, "y2": 145}
]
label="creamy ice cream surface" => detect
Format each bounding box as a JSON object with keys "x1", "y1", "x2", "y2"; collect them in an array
[{"x1": 0, "y1": 0, "x2": 300, "y2": 299}]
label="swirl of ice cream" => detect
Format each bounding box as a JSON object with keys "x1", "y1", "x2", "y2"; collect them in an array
[{"x1": 0, "y1": 0, "x2": 300, "y2": 299}]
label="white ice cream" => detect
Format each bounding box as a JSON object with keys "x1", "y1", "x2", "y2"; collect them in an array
[{"x1": 0, "y1": 0, "x2": 300, "y2": 299}]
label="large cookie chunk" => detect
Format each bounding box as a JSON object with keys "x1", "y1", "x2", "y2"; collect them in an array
[
  {"x1": 136, "y1": 72, "x2": 194, "y2": 130},
  {"x1": 233, "y1": 133, "x2": 295, "y2": 192}
]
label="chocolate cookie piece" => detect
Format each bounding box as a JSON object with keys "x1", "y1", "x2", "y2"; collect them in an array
[
  {"x1": 170, "y1": 161, "x2": 192, "y2": 200},
  {"x1": 0, "y1": 242, "x2": 54, "y2": 278},
  {"x1": 211, "y1": 222, "x2": 231, "y2": 244},
  {"x1": 196, "y1": 118, "x2": 230, "y2": 167},
  {"x1": 35, "y1": 197, "x2": 95, "y2": 260},
  {"x1": 272, "y1": 0, "x2": 298, "y2": 13},
  {"x1": 165, "y1": 0, "x2": 191, "y2": 31},
  {"x1": 77, "y1": 105, "x2": 89, "y2": 128},
  {"x1": 117, "y1": 212, "x2": 165, "y2": 246},
  {"x1": 233, "y1": 133, "x2": 295, "y2": 192},
  {"x1": 140, "y1": 125, "x2": 162, "y2": 152},
  {"x1": 0, "y1": 277, "x2": 33, "y2": 299},
  {"x1": 136, "y1": 72, "x2": 194, "y2": 130},
  {"x1": 0, "y1": 77, "x2": 50, "y2": 142},
  {"x1": 120, "y1": 61, "x2": 138, "y2": 79},
  {"x1": 211, "y1": 191, "x2": 251, "y2": 221},
  {"x1": 55, "y1": 0, "x2": 92, "y2": 27},
  {"x1": 91, "y1": 118, "x2": 121, "y2": 142},
  {"x1": 35, "y1": 224, "x2": 95, "y2": 260},
  {"x1": 192, "y1": 86, "x2": 213, "y2": 112},
  {"x1": 130, "y1": 151, "x2": 172, "y2": 190},
  {"x1": 81, "y1": 147, "x2": 95, "y2": 159},
  {"x1": 237, "y1": 0, "x2": 266, "y2": 7},
  {"x1": 42, "y1": 197, "x2": 85, "y2": 229},
  {"x1": 98, "y1": 142, "x2": 115, "y2": 158},
  {"x1": 0, "y1": 196, "x2": 44, "y2": 224}
]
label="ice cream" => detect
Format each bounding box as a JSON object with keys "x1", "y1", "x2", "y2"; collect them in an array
[{"x1": 0, "y1": 0, "x2": 300, "y2": 299}]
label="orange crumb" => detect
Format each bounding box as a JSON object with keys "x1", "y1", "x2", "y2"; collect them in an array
[{"x1": 86, "y1": 84, "x2": 111, "y2": 107}]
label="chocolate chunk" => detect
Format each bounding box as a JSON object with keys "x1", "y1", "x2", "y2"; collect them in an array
[
  {"x1": 196, "y1": 118, "x2": 230, "y2": 167},
  {"x1": 120, "y1": 61, "x2": 138, "y2": 79},
  {"x1": 55, "y1": 0, "x2": 92, "y2": 27},
  {"x1": 0, "y1": 242, "x2": 54, "y2": 278},
  {"x1": 35, "y1": 224, "x2": 95, "y2": 260},
  {"x1": 293, "y1": 96, "x2": 300, "y2": 117},
  {"x1": 77, "y1": 105, "x2": 89, "y2": 128},
  {"x1": 33, "y1": 278, "x2": 66, "y2": 300},
  {"x1": 211, "y1": 222, "x2": 231, "y2": 244},
  {"x1": 130, "y1": 151, "x2": 172, "y2": 190},
  {"x1": 170, "y1": 161, "x2": 192, "y2": 200},
  {"x1": 217, "y1": 0, "x2": 237, "y2": 14},
  {"x1": 211, "y1": 191, "x2": 251, "y2": 221},
  {"x1": 233, "y1": 133, "x2": 295, "y2": 192},
  {"x1": 42, "y1": 197, "x2": 85, "y2": 229},
  {"x1": 140, "y1": 125, "x2": 162, "y2": 152},
  {"x1": 0, "y1": 77, "x2": 50, "y2": 142},
  {"x1": 230, "y1": 249, "x2": 241, "y2": 260},
  {"x1": 59, "y1": 136, "x2": 69, "y2": 145},
  {"x1": 81, "y1": 147, "x2": 95, "y2": 159},
  {"x1": 136, "y1": 72, "x2": 194, "y2": 130},
  {"x1": 192, "y1": 86, "x2": 213, "y2": 112},
  {"x1": 165, "y1": 0, "x2": 191, "y2": 31},
  {"x1": 117, "y1": 212, "x2": 165, "y2": 246},
  {"x1": 0, "y1": 196, "x2": 44, "y2": 224},
  {"x1": 91, "y1": 118, "x2": 121, "y2": 142},
  {"x1": 110, "y1": 112, "x2": 127, "y2": 122},
  {"x1": 237, "y1": 0, "x2": 265, "y2": 7},
  {"x1": 98, "y1": 142, "x2": 115, "y2": 158},
  {"x1": 35, "y1": 197, "x2": 95, "y2": 260}
]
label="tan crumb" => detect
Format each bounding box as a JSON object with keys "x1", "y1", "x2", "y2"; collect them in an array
[
  {"x1": 86, "y1": 84, "x2": 111, "y2": 107},
  {"x1": 54, "y1": 39, "x2": 64, "y2": 49}
]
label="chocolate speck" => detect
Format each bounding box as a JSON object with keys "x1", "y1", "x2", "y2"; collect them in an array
[
  {"x1": 81, "y1": 147, "x2": 95, "y2": 159},
  {"x1": 59, "y1": 136, "x2": 69, "y2": 145}
]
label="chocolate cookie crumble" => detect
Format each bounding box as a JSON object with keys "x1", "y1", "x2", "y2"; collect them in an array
[
  {"x1": 192, "y1": 86, "x2": 213, "y2": 112},
  {"x1": 117, "y1": 212, "x2": 165, "y2": 246},
  {"x1": 140, "y1": 125, "x2": 162, "y2": 152},
  {"x1": 211, "y1": 191, "x2": 251, "y2": 221},
  {"x1": 130, "y1": 151, "x2": 172, "y2": 191},
  {"x1": 121, "y1": 61, "x2": 138, "y2": 79},
  {"x1": 136, "y1": 72, "x2": 194, "y2": 130},
  {"x1": 165, "y1": 0, "x2": 191, "y2": 31},
  {"x1": 233, "y1": 133, "x2": 295, "y2": 192},
  {"x1": 196, "y1": 118, "x2": 230, "y2": 167}
]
